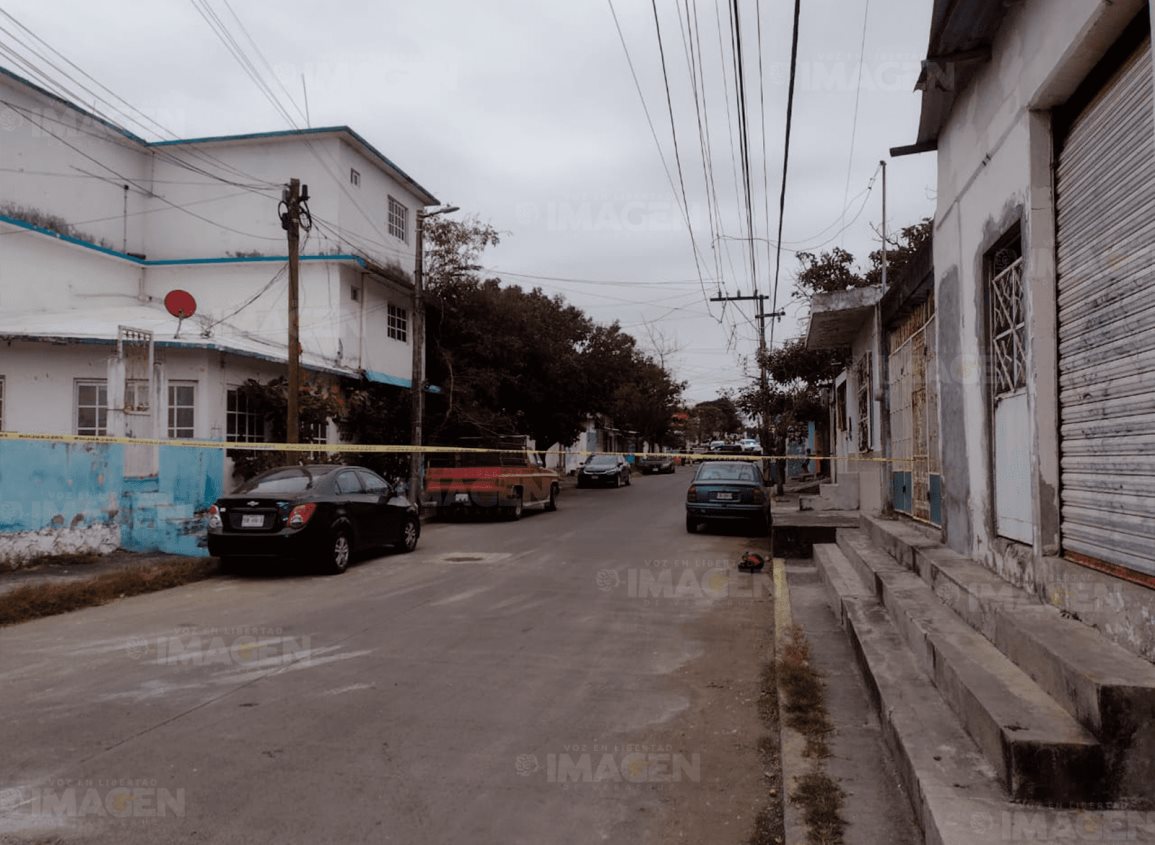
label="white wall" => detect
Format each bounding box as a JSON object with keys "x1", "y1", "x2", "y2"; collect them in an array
[
  {"x1": 932, "y1": 0, "x2": 1147, "y2": 559},
  {"x1": 0, "y1": 74, "x2": 151, "y2": 254}
]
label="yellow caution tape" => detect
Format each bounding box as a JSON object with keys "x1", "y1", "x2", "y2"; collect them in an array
[{"x1": 0, "y1": 430, "x2": 926, "y2": 464}]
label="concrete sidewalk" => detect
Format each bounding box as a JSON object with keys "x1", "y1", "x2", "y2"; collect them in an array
[{"x1": 779, "y1": 558, "x2": 920, "y2": 845}]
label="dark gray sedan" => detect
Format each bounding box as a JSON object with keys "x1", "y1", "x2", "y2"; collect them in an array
[{"x1": 685, "y1": 461, "x2": 771, "y2": 534}]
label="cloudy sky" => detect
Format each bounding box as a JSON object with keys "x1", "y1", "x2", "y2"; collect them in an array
[{"x1": 2, "y1": 0, "x2": 936, "y2": 403}]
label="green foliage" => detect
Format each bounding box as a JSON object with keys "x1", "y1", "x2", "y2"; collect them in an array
[
  {"x1": 792, "y1": 217, "x2": 932, "y2": 299},
  {"x1": 864, "y1": 218, "x2": 932, "y2": 287},
  {"x1": 687, "y1": 396, "x2": 743, "y2": 442},
  {"x1": 423, "y1": 217, "x2": 684, "y2": 450},
  {"x1": 762, "y1": 339, "x2": 848, "y2": 388},
  {"x1": 793, "y1": 247, "x2": 866, "y2": 299},
  {"x1": 226, "y1": 378, "x2": 342, "y2": 479},
  {"x1": 337, "y1": 382, "x2": 412, "y2": 481}
]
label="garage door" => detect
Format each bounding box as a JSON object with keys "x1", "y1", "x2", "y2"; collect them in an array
[{"x1": 1055, "y1": 39, "x2": 1155, "y2": 576}]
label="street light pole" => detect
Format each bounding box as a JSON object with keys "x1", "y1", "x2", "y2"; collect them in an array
[{"x1": 409, "y1": 205, "x2": 458, "y2": 505}]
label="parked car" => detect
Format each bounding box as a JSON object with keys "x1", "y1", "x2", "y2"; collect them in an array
[
  {"x1": 739, "y1": 438, "x2": 761, "y2": 453},
  {"x1": 638, "y1": 453, "x2": 676, "y2": 475},
  {"x1": 424, "y1": 437, "x2": 560, "y2": 520},
  {"x1": 206, "y1": 464, "x2": 420, "y2": 575},
  {"x1": 685, "y1": 460, "x2": 771, "y2": 534},
  {"x1": 713, "y1": 443, "x2": 745, "y2": 455},
  {"x1": 577, "y1": 454, "x2": 632, "y2": 487},
  {"x1": 708, "y1": 440, "x2": 727, "y2": 452}
]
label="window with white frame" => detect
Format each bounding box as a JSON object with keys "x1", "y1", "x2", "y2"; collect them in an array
[
  {"x1": 387, "y1": 195, "x2": 408, "y2": 242},
  {"x1": 387, "y1": 303, "x2": 408, "y2": 342},
  {"x1": 76, "y1": 381, "x2": 108, "y2": 436},
  {"x1": 124, "y1": 379, "x2": 151, "y2": 413},
  {"x1": 226, "y1": 388, "x2": 265, "y2": 443},
  {"x1": 350, "y1": 168, "x2": 361, "y2": 187},
  {"x1": 168, "y1": 383, "x2": 196, "y2": 439}
]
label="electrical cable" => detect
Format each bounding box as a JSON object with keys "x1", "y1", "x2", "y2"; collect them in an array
[{"x1": 769, "y1": 0, "x2": 803, "y2": 348}]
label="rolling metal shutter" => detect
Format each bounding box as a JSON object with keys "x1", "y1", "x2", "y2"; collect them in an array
[{"x1": 1055, "y1": 41, "x2": 1155, "y2": 576}]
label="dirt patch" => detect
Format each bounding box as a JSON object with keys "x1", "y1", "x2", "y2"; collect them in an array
[
  {"x1": 778, "y1": 624, "x2": 835, "y2": 758},
  {"x1": 647, "y1": 582, "x2": 784, "y2": 845},
  {"x1": 0, "y1": 558, "x2": 218, "y2": 626},
  {"x1": 777, "y1": 623, "x2": 845, "y2": 844}
]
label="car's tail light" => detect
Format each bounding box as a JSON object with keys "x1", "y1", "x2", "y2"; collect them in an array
[
  {"x1": 752, "y1": 487, "x2": 765, "y2": 503},
  {"x1": 686, "y1": 486, "x2": 698, "y2": 502},
  {"x1": 207, "y1": 505, "x2": 223, "y2": 529},
  {"x1": 288, "y1": 503, "x2": 317, "y2": 528}
]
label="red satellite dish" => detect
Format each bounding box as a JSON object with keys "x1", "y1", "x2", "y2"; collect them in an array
[{"x1": 164, "y1": 290, "x2": 197, "y2": 319}]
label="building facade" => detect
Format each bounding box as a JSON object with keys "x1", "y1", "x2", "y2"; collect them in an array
[
  {"x1": 0, "y1": 66, "x2": 439, "y2": 561},
  {"x1": 894, "y1": 0, "x2": 1155, "y2": 657}
]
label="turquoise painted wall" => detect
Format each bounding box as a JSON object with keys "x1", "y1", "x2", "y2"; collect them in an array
[
  {"x1": 0, "y1": 440, "x2": 224, "y2": 556},
  {"x1": 0, "y1": 440, "x2": 123, "y2": 533}
]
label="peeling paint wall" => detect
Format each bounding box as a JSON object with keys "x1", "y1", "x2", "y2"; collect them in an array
[{"x1": 0, "y1": 439, "x2": 223, "y2": 565}]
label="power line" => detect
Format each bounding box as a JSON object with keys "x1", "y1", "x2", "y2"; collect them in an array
[
  {"x1": 605, "y1": 0, "x2": 718, "y2": 322},
  {"x1": 648, "y1": 0, "x2": 715, "y2": 318},
  {"x1": 728, "y1": 0, "x2": 758, "y2": 296},
  {"x1": 840, "y1": 0, "x2": 872, "y2": 249},
  {"x1": 769, "y1": 0, "x2": 803, "y2": 348}
]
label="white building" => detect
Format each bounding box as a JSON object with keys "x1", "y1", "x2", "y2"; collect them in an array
[
  {"x1": 0, "y1": 66, "x2": 439, "y2": 559},
  {"x1": 891, "y1": 0, "x2": 1155, "y2": 657}
]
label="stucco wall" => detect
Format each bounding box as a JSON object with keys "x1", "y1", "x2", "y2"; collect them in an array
[{"x1": 931, "y1": 0, "x2": 1155, "y2": 658}]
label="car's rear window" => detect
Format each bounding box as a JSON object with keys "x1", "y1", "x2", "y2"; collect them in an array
[
  {"x1": 696, "y1": 463, "x2": 757, "y2": 482},
  {"x1": 237, "y1": 469, "x2": 317, "y2": 494}
]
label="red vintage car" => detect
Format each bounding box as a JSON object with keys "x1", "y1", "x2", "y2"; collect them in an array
[{"x1": 422, "y1": 438, "x2": 561, "y2": 520}]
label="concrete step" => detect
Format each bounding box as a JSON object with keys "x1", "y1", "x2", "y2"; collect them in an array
[
  {"x1": 837, "y1": 529, "x2": 1106, "y2": 804},
  {"x1": 863, "y1": 514, "x2": 1155, "y2": 803},
  {"x1": 813, "y1": 544, "x2": 1155, "y2": 844},
  {"x1": 799, "y1": 475, "x2": 860, "y2": 512}
]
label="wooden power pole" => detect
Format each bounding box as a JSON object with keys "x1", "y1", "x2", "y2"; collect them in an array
[{"x1": 279, "y1": 178, "x2": 311, "y2": 444}]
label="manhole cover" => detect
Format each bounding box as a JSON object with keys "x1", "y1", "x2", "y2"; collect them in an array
[{"x1": 431, "y1": 552, "x2": 512, "y2": 565}]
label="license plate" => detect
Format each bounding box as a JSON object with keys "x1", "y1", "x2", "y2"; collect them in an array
[
  {"x1": 715, "y1": 492, "x2": 734, "y2": 501},
  {"x1": 454, "y1": 493, "x2": 470, "y2": 504},
  {"x1": 241, "y1": 514, "x2": 265, "y2": 528}
]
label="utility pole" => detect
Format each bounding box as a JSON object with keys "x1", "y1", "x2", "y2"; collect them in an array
[
  {"x1": 409, "y1": 205, "x2": 458, "y2": 504},
  {"x1": 279, "y1": 179, "x2": 311, "y2": 443},
  {"x1": 709, "y1": 292, "x2": 785, "y2": 491},
  {"x1": 409, "y1": 211, "x2": 427, "y2": 502},
  {"x1": 877, "y1": 159, "x2": 892, "y2": 510}
]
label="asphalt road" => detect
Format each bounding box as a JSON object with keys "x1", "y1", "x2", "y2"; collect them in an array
[{"x1": 0, "y1": 470, "x2": 775, "y2": 845}]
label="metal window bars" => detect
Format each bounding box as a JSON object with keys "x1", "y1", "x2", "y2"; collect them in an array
[{"x1": 990, "y1": 258, "x2": 1026, "y2": 397}]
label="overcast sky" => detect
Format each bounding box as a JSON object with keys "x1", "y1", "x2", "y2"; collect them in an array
[{"x1": 3, "y1": 0, "x2": 936, "y2": 404}]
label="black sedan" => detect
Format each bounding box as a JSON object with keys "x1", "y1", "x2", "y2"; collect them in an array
[
  {"x1": 685, "y1": 460, "x2": 771, "y2": 534},
  {"x1": 206, "y1": 465, "x2": 420, "y2": 574},
  {"x1": 577, "y1": 454, "x2": 632, "y2": 488},
  {"x1": 638, "y1": 453, "x2": 676, "y2": 475}
]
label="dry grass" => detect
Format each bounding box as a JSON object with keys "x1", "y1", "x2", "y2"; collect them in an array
[
  {"x1": 778, "y1": 624, "x2": 835, "y2": 758},
  {"x1": 0, "y1": 559, "x2": 218, "y2": 626},
  {"x1": 792, "y1": 771, "x2": 846, "y2": 844},
  {"x1": 757, "y1": 659, "x2": 780, "y2": 728}
]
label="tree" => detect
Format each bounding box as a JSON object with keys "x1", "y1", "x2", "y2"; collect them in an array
[
  {"x1": 863, "y1": 218, "x2": 932, "y2": 287},
  {"x1": 422, "y1": 216, "x2": 684, "y2": 452},
  {"x1": 687, "y1": 396, "x2": 743, "y2": 443},
  {"x1": 793, "y1": 247, "x2": 867, "y2": 299}
]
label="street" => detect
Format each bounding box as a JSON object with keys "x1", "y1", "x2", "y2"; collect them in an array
[{"x1": 0, "y1": 471, "x2": 776, "y2": 845}]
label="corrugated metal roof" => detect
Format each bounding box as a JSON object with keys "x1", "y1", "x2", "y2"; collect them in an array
[{"x1": 893, "y1": 0, "x2": 1007, "y2": 154}]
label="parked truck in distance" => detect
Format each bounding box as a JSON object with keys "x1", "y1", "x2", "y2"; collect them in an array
[{"x1": 422, "y1": 436, "x2": 560, "y2": 520}]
